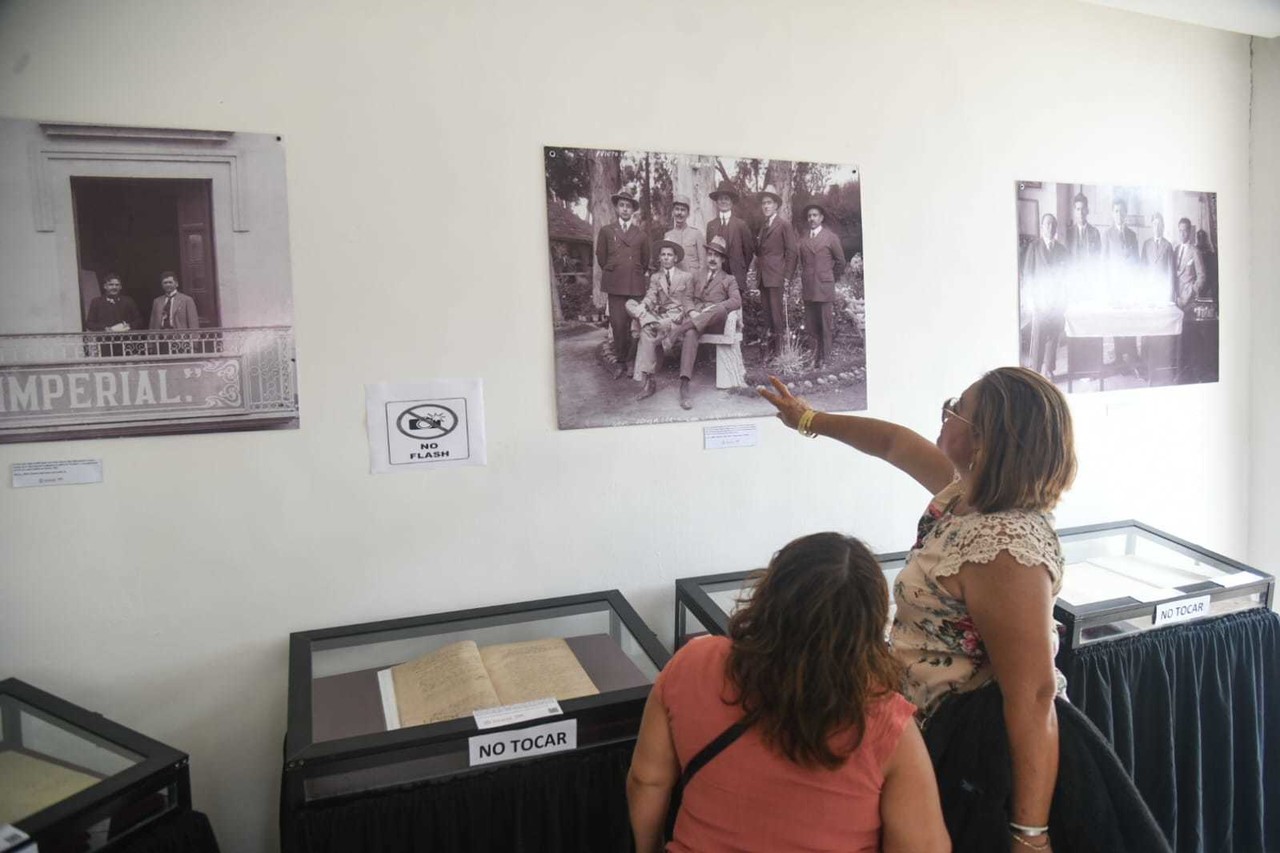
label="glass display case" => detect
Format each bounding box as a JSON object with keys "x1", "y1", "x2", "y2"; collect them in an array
[
  {"x1": 674, "y1": 550, "x2": 910, "y2": 648},
  {"x1": 1055, "y1": 520, "x2": 1274, "y2": 656},
  {"x1": 283, "y1": 590, "x2": 670, "y2": 809},
  {"x1": 0, "y1": 679, "x2": 189, "y2": 853},
  {"x1": 673, "y1": 521, "x2": 1274, "y2": 660}
]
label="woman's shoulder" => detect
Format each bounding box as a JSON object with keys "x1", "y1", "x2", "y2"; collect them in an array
[
  {"x1": 957, "y1": 505, "x2": 1056, "y2": 534},
  {"x1": 936, "y1": 508, "x2": 1063, "y2": 577},
  {"x1": 928, "y1": 477, "x2": 964, "y2": 509},
  {"x1": 862, "y1": 692, "x2": 918, "y2": 769},
  {"x1": 870, "y1": 691, "x2": 917, "y2": 730},
  {"x1": 674, "y1": 634, "x2": 731, "y2": 663},
  {"x1": 657, "y1": 635, "x2": 731, "y2": 695}
]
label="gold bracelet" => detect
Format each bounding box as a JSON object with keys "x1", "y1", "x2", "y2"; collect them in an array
[
  {"x1": 1010, "y1": 831, "x2": 1050, "y2": 850},
  {"x1": 796, "y1": 409, "x2": 818, "y2": 438}
]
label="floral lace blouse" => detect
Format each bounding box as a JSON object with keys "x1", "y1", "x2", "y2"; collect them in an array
[{"x1": 889, "y1": 479, "x2": 1067, "y2": 718}]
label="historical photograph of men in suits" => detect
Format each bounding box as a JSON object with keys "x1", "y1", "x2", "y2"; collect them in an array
[
  {"x1": 546, "y1": 146, "x2": 867, "y2": 430},
  {"x1": 754, "y1": 186, "x2": 798, "y2": 358},
  {"x1": 595, "y1": 190, "x2": 652, "y2": 379},
  {"x1": 85, "y1": 272, "x2": 143, "y2": 333},
  {"x1": 797, "y1": 203, "x2": 847, "y2": 370},
  {"x1": 665, "y1": 195, "x2": 706, "y2": 286},
  {"x1": 1016, "y1": 180, "x2": 1218, "y2": 394},
  {"x1": 150, "y1": 271, "x2": 201, "y2": 331},
  {"x1": 705, "y1": 181, "x2": 756, "y2": 296},
  {"x1": 0, "y1": 118, "x2": 299, "y2": 443}
]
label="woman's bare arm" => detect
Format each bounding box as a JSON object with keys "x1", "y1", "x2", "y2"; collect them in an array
[
  {"x1": 881, "y1": 720, "x2": 952, "y2": 853},
  {"x1": 759, "y1": 376, "x2": 955, "y2": 494},
  {"x1": 960, "y1": 552, "x2": 1059, "y2": 849},
  {"x1": 626, "y1": 689, "x2": 680, "y2": 853}
]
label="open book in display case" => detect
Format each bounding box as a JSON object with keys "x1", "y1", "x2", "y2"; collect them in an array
[
  {"x1": 0, "y1": 678, "x2": 191, "y2": 853},
  {"x1": 282, "y1": 590, "x2": 670, "y2": 810}
]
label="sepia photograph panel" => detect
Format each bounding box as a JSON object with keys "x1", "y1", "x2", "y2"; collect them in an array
[
  {"x1": 546, "y1": 146, "x2": 867, "y2": 430},
  {"x1": 0, "y1": 118, "x2": 298, "y2": 443},
  {"x1": 1016, "y1": 180, "x2": 1218, "y2": 394}
]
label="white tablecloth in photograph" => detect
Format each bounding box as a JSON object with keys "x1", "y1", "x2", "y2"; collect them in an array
[{"x1": 1064, "y1": 304, "x2": 1184, "y2": 338}]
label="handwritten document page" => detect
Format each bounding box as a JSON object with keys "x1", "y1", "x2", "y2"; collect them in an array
[
  {"x1": 389, "y1": 641, "x2": 502, "y2": 727},
  {"x1": 479, "y1": 638, "x2": 599, "y2": 705}
]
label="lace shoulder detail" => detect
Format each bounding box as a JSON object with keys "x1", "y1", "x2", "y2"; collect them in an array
[{"x1": 930, "y1": 511, "x2": 1063, "y2": 582}]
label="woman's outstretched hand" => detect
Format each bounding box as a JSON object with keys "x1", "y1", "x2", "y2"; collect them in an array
[{"x1": 758, "y1": 376, "x2": 810, "y2": 431}]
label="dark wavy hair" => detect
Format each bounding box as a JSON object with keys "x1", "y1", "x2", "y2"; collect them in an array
[{"x1": 725, "y1": 532, "x2": 902, "y2": 770}]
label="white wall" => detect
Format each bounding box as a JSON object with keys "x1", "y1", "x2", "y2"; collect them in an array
[
  {"x1": 1250, "y1": 35, "x2": 1280, "y2": 569},
  {"x1": 0, "y1": 1, "x2": 1257, "y2": 851}
]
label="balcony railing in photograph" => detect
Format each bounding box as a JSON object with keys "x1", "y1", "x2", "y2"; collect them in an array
[{"x1": 0, "y1": 326, "x2": 297, "y2": 435}]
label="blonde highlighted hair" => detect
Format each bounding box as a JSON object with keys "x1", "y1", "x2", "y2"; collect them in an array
[{"x1": 968, "y1": 366, "x2": 1076, "y2": 513}]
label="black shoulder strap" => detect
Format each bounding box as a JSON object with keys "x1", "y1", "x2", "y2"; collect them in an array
[
  {"x1": 665, "y1": 720, "x2": 749, "y2": 841},
  {"x1": 680, "y1": 720, "x2": 749, "y2": 788}
]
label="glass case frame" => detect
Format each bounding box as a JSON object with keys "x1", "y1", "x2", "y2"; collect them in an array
[
  {"x1": 0, "y1": 678, "x2": 190, "y2": 853},
  {"x1": 1053, "y1": 520, "x2": 1274, "y2": 656},
  {"x1": 283, "y1": 590, "x2": 671, "y2": 811},
  {"x1": 674, "y1": 550, "x2": 910, "y2": 648},
  {"x1": 672, "y1": 521, "x2": 1274, "y2": 660}
]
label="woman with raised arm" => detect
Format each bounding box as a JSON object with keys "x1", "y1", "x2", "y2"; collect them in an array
[
  {"x1": 759, "y1": 366, "x2": 1169, "y2": 853},
  {"x1": 627, "y1": 532, "x2": 950, "y2": 853}
]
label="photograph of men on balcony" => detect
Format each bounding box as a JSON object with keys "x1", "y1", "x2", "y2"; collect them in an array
[
  {"x1": 0, "y1": 118, "x2": 298, "y2": 443},
  {"x1": 1016, "y1": 180, "x2": 1219, "y2": 394},
  {"x1": 545, "y1": 146, "x2": 867, "y2": 430}
]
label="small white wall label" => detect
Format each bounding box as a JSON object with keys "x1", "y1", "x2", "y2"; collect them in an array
[
  {"x1": 703, "y1": 424, "x2": 758, "y2": 450},
  {"x1": 11, "y1": 458, "x2": 102, "y2": 488}
]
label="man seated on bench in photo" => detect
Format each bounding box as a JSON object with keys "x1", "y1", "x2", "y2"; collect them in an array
[
  {"x1": 654, "y1": 236, "x2": 743, "y2": 409},
  {"x1": 627, "y1": 240, "x2": 694, "y2": 402}
]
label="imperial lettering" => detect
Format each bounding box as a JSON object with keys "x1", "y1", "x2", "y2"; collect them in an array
[
  {"x1": 0, "y1": 368, "x2": 185, "y2": 412},
  {"x1": 0, "y1": 361, "x2": 239, "y2": 420}
]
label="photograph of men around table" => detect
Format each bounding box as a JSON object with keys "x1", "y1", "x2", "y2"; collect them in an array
[
  {"x1": 1016, "y1": 180, "x2": 1218, "y2": 393},
  {"x1": 545, "y1": 146, "x2": 866, "y2": 430},
  {"x1": 0, "y1": 117, "x2": 299, "y2": 443}
]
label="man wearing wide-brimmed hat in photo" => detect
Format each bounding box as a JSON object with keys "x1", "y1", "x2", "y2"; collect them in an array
[
  {"x1": 627, "y1": 240, "x2": 694, "y2": 401},
  {"x1": 754, "y1": 185, "x2": 798, "y2": 357},
  {"x1": 797, "y1": 202, "x2": 846, "y2": 369},
  {"x1": 657, "y1": 235, "x2": 742, "y2": 410},
  {"x1": 705, "y1": 181, "x2": 755, "y2": 295},
  {"x1": 664, "y1": 194, "x2": 706, "y2": 285},
  {"x1": 595, "y1": 189, "x2": 652, "y2": 378}
]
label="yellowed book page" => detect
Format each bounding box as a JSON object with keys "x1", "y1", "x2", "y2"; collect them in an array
[
  {"x1": 0, "y1": 750, "x2": 100, "y2": 823},
  {"x1": 390, "y1": 640, "x2": 501, "y2": 727},
  {"x1": 479, "y1": 638, "x2": 600, "y2": 706}
]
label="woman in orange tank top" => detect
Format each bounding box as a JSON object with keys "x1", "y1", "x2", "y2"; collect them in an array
[{"x1": 627, "y1": 533, "x2": 950, "y2": 853}]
